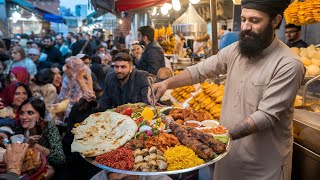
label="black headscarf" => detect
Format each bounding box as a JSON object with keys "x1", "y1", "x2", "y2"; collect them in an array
[{"x1": 241, "y1": 0, "x2": 291, "y2": 16}]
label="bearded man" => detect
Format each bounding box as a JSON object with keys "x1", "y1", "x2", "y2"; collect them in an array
[
  {"x1": 94, "y1": 52, "x2": 150, "y2": 110},
  {"x1": 149, "y1": 0, "x2": 305, "y2": 179}
]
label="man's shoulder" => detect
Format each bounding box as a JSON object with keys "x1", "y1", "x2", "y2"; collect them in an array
[{"x1": 275, "y1": 40, "x2": 304, "y2": 69}]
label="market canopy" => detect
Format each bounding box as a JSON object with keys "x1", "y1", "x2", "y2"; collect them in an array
[
  {"x1": 115, "y1": 0, "x2": 168, "y2": 11},
  {"x1": 43, "y1": 13, "x2": 64, "y2": 24},
  {"x1": 91, "y1": 0, "x2": 169, "y2": 13},
  {"x1": 8, "y1": 0, "x2": 64, "y2": 23}
]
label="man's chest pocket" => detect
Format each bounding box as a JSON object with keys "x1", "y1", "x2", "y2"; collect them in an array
[{"x1": 245, "y1": 78, "x2": 269, "y2": 109}]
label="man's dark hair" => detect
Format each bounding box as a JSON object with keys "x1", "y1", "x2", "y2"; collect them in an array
[
  {"x1": 114, "y1": 52, "x2": 132, "y2": 63},
  {"x1": 97, "y1": 45, "x2": 105, "y2": 50},
  {"x1": 0, "y1": 39, "x2": 6, "y2": 49},
  {"x1": 71, "y1": 34, "x2": 79, "y2": 41},
  {"x1": 34, "y1": 68, "x2": 54, "y2": 86},
  {"x1": 33, "y1": 42, "x2": 43, "y2": 50},
  {"x1": 43, "y1": 35, "x2": 53, "y2": 42},
  {"x1": 222, "y1": 25, "x2": 227, "y2": 30},
  {"x1": 121, "y1": 49, "x2": 130, "y2": 54},
  {"x1": 50, "y1": 63, "x2": 60, "y2": 69},
  {"x1": 91, "y1": 55, "x2": 102, "y2": 64},
  {"x1": 284, "y1": 24, "x2": 301, "y2": 31},
  {"x1": 110, "y1": 49, "x2": 120, "y2": 61},
  {"x1": 138, "y1": 26, "x2": 155, "y2": 42}
]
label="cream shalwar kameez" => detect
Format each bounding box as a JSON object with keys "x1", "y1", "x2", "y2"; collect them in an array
[{"x1": 187, "y1": 38, "x2": 305, "y2": 180}]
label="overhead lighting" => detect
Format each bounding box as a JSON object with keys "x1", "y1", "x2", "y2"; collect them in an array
[
  {"x1": 232, "y1": 0, "x2": 241, "y2": 5},
  {"x1": 163, "y1": 3, "x2": 172, "y2": 10},
  {"x1": 12, "y1": 11, "x2": 21, "y2": 19},
  {"x1": 161, "y1": 6, "x2": 168, "y2": 15},
  {"x1": 189, "y1": 0, "x2": 200, "y2": 4},
  {"x1": 172, "y1": 0, "x2": 181, "y2": 11},
  {"x1": 151, "y1": 7, "x2": 157, "y2": 16},
  {"x1": 29, "y1": 14, "x2": 37, "y2": 21}
]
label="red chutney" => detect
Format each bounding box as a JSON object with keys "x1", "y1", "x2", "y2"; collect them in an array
[
  {"x1": 186, "y1": 122, "x2": 200, "y2": 128},
  {"x1": 95, "y1": 146, "x2": 134, "y2": 170}
]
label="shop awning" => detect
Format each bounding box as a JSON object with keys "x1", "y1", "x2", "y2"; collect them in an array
[
  {"x1": 91, "y1": 0, "x2": 169, "y2": 12},
  {"x1": 8, "y1": 0, "x2": 64, "y2": 23},
  {"x1": 87, "y1": 10, "x2": 105, "y2": 19},
  {"x1": 8, "y1": 0, "x2": 33, "y2": 8},
  {"x1": 115, "y1": 0, "x2": 168, "y2": 11},
  {"x1": 43, "y1": 13, "x2": 64, "y2": 23}
]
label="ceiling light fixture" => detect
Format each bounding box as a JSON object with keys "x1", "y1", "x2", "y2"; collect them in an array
[
  {"x1": 189, "y1": 0, "x2": 200, "y2": 4},
  {"x1": 172, "y1": 0, "x2": 181, "y2": 11}
]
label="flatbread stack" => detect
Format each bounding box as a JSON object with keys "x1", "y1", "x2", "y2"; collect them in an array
[{"x1": 71, "y1": 111, "x2": 138, "y2": 157}]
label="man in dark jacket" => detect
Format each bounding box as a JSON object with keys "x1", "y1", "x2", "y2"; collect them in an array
[
  {"x1": 136, "y1": 26, "x2": 165, "y2": 75},
  {"x1": 84, "y1": 53, "x2": 150, "y2": 111},
  {"x1": 42, "y1": 36, "x2": 64, "y2": 68},
  {"x1": 285, "y1": 24, "x2": 308, "y2": 48}
]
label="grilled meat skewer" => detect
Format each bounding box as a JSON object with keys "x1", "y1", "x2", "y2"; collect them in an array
[
  {"x1": 170, "y1": 122, "x2": 215, "y2": 159},
  {"x1": 187, "y1": 127, "x2": 227, "y2": 154}
]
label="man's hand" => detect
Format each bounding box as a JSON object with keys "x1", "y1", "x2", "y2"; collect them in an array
[
  {"x1": 27, "y1": 135, "x2": 41, "y2": 147},
  {"x1": 4, "y1": 143, "x2": 29, "y2": 175},
  {"x1": 148, "y1": 81, "x2": 168, "y2": 104},
  {"x1": 82, "y1": 91, "x2": 96, "y2": 102}
]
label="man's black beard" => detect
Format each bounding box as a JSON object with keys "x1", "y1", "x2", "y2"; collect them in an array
[
  {"x1": 117, "y1": 72, "x2": 131, "y2": 81},
  {"x1": 139, "y1": 40, "x2": 146, "y2": 46},
  {"x1": 238, "y1": 24, "x2": 274, "y2": 60}
]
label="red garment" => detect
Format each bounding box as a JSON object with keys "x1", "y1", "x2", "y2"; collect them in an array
[
  {"x1": 0, "y1": 82, "x2": 19, "y2": 107},
  {"x1": 116, "y1": 0, "x2": 168, "y2": 11},
  {"x1": 10, "y1": 67, "x2": 30, "y2": 85}
]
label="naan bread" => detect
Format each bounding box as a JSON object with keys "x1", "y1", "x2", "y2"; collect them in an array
[{"x1": 71, "y1": 111, "x2": 138, "y2": 157}]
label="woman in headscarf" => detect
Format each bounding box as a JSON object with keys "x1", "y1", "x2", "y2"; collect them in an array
[
  {"x1": 0, "y1": 82, "x2": 32, "y2": 119},
  {"x1": 7, "y1": 66, "x2": 30, "y2": 85},
  {"x1": 59, "y1": 56, "x2": 93, "y2": 103}
]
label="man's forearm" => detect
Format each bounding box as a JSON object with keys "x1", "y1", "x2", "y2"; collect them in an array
[
  {"x1": 229, "y1": 117, "x2": 258, "y2": 140},
  {"x1": 167, "y1": 70, "x2": 193, "y2": 89}
]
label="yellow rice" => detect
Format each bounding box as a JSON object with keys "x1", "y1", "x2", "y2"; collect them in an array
[{"x1": 163, "y1": 145, "x2": 205, "y2": 170}]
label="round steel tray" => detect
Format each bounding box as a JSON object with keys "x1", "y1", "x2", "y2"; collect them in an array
[{"x1": 84, "y1": 137, "x2": 231, "y2": 175}]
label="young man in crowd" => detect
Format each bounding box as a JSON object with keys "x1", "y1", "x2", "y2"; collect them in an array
[
  {"x1": 55, "y1": 34, "x2": 71, "y2": 59},
  {"x1": 285, "y1": 23, "x2": 308, "y2": 48},
  {"x1": 84, "y1": 52, "x2": 150, "y2": 111},
  {"x1": 42, "y1": 36, "x2": 64, "y2": 68},
  {"x1": 136, "y1": 26, "x2": 165, "y2": 75}
]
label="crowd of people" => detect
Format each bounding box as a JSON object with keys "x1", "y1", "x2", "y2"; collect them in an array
[{"x1": 0, "y1": 25, "x2": 174, "y2": 179}]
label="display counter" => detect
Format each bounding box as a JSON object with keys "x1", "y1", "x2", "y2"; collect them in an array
[{"x1": 292, "y1": 109, "x2": 320, "y2": 180}]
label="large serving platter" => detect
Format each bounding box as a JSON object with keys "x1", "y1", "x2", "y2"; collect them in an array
[{"x1": 84, "y1": 136, "x2": 231, "y2": 176}]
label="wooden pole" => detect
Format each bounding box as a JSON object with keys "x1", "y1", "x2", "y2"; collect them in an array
[{"x1": 210, "y1": 0, "x2": 218, "y2": 54}]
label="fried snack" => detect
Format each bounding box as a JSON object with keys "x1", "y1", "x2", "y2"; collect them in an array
[
  {"x1": 21, "y1": 148, "x2": 42, "y2": 173},
  {"x1": 145, "y1": 133, "x2": 180, "y2": 152},
  {"x1": 169, "y1": 108, "x2": 210, "y2": 122}
]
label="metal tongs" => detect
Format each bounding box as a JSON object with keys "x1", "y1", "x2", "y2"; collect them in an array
[{"x1": 148, "y1": 77, "x2": 159, "y2": 119}]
